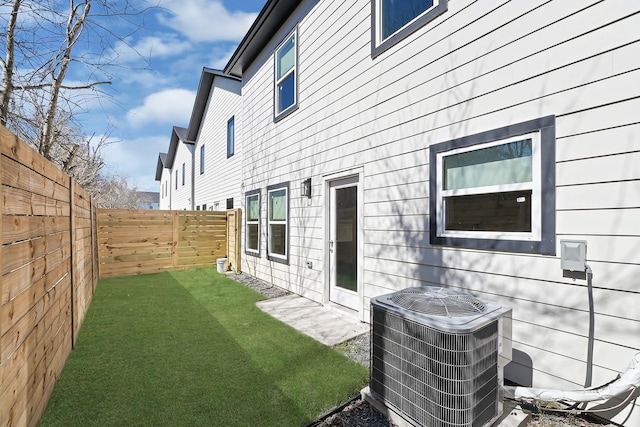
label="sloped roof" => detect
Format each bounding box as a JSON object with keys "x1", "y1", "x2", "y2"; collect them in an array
[
  {"x1": 165, "y1": 126, "x2": 192, "y2": 169},
  {"x1": 224, "y1": 0, "x2": 300, "y2": 77},
  {"x1": 186, "y1": 68, "x2": 240, "y2": 142},
  {"x1": 154, "y1": 152, "x2": 168, "y2": 181}
]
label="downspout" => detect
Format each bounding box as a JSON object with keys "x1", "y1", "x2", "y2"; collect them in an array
[{"x1": 190, "y1": 145, "x2": 195, "y2": 210}]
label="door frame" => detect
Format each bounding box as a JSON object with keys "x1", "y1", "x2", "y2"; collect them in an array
[{"x1": 323, "y1": 167, "x2": 365, "y2": 322}]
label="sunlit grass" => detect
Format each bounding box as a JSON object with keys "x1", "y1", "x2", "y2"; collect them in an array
[{"x1": 39, "y1": 267, "x2": 368, "y2": 426}]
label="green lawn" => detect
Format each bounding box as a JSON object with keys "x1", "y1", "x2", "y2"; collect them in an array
[{"x1": 39, "y1": 268, "x2": 368, "y2": 426}]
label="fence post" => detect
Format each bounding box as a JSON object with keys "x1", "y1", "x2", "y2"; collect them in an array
[
  {"x1": 69, "y1": 178, "x2": 76, "y2": 348},
  {"x1": 0, "y1": 138, "x2": 3, "y2": 364},
  {"x1": 172, "y1": 210, "x2": 179, "y2": 269}
]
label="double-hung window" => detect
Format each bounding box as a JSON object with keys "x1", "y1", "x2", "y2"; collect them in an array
[
  {"x1": 274, "y1": 30, "x2": 297, "y2": 120},
  {"x1": 227, "y1": 117, "x2": 235, "y2": 158},
  {"x1": 267, "y1": 183, "x2": 289, "y2": 263},
  {"x1": 429, "y1": 116, "x2": 556, "y2": 254},
  {"x1": 200, "y1": 145, "x2": 205, "y2": 174},
  {"x1": 372, "y1": 0, "x2": 448, "y2": 57},
  {"x1": 245, "y1": 190, "x2": 260, "y2": 256}
]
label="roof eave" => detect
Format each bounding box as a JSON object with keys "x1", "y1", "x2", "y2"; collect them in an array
[{"x1": 224, "y1": 0, "x2": 300, "y2": 78}]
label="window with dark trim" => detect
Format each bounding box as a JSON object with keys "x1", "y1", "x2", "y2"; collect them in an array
[
  {"x1": 200, "y1": 145, "x2": 205, "y2": 174},
  {"x1": 371, "y1": 0, "x2": 447, "y2": 57},
  {"x1": 182, "y1": 162, "x2": 185, "y2": 186},
  {"x1": 245, "y1": 190, "x2": 260, "y2": 256},
  {"x1": 175, "y1": 170, "x2": 178, "y2": 190},
  {"x1": 226, "y1": 198, "x2": 234, "y2": 210},
  {"x1": 274, "y1": 29, "x2": 298, "y2": 120},
  {"x1": 267, "y1": 182, "x2": 289, "y2": 263},
  {"x1": 227, "y1": 117, "x2": 234, "y2": 158},
  {"x1": 429, "y1": 116, "x2": 556, "y2": 254}
]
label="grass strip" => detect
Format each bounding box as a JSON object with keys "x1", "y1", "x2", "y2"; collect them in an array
[{"x1": 39, "y1": 267, "x2": 368, "y2": 426}]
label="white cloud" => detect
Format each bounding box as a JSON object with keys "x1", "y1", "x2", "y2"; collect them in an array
[
  {"x1": 158, "y1": 0, "x2": 257, "y2": 43},
  {"x1": 208, "y1": 45, "x2": 239, "y2": 69},
  {"x1": 112, "y1": 35, "x2": 193, "y2": 64},
  {"x1": 126, "y1": 88, "x2": 196, "y2": 127},
  {"x1": 101, "y1": 134, "x2": 168, "y2": 191}
]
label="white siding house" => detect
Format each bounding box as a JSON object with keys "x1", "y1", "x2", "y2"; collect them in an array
[
  {"x1": 189, "y1": 68, "x2": 243, "y2": 211},
  {"x1": 164, "y1": 126, "x2": 194, "y2": 210},
  {"x1": 155, "y1": 152, "x2": 171, "y2": 210},
  {"x1": 222, "y1": 0, "x2": 640, "y2": 424}
]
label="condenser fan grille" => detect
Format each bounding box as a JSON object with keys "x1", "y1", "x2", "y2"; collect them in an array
[{"x1": 389, "y1": 287, "x2": 486, "y2": 317}]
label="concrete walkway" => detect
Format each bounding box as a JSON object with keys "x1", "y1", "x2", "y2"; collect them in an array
[
  {"x1": 255, "y1": 294, "x2": 369, "y2": 346},
  {"x1": 256, "y1": 293, "x2": 531, "y2": 427}
]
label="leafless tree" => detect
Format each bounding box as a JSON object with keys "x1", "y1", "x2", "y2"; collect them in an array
[
  {"x1": 92, "y1": 173, "x2": 150, "y2": 209},
  {"x1": 0, "y1": 0, "x2": 156, "y2": 202}
]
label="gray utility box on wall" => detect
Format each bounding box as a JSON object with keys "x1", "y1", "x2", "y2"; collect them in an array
[{"x1": 370, "y1": 286, "x2": 512, "y2": 427}]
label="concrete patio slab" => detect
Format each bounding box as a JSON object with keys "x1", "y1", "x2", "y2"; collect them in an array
[{"x1": 256, "y1": 294, "x2": 369, "y2": 346}]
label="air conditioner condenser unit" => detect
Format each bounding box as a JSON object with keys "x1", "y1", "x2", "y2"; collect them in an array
[{"x1": 370, "y1": 286, "x2": 512, "y2": 427}]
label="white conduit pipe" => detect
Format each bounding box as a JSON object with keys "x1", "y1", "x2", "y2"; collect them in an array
[{"x1": 503, "y1": 353, "x2": 640, "y2": 403}]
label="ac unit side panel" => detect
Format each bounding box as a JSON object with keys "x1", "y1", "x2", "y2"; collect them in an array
[{"x1": 371, "y1": 304, "x2": 502, "y2": 427}]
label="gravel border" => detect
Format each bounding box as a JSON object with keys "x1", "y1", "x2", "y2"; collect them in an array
[{"x1": 225, "y1": 272, "x2": 613, "y2": 427}]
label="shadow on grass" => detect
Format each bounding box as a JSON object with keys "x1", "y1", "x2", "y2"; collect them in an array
[{"x1": 39, "y1": 268, "x2": 367, "y2": 426}]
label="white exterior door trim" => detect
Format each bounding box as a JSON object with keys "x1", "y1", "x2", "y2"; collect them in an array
[{"x1": 323, "y1": 167, "x2": 365, "y2": 321}]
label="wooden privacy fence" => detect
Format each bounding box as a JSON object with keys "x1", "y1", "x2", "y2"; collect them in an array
[
  {"x1": 0, "y1": 126, "x2": 98, "y2": 427},
  {"x1": 98, "y1": 208, "x2": 242, "y2": 278}
]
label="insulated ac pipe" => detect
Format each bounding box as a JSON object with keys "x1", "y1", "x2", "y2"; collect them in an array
[{"x1": 503, "y1": 353, "x2": 640, "y2": 404}]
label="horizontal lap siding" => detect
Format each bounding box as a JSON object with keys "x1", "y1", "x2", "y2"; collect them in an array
[
  {"x1": 171, "y1": 142, "x2": 193, "y2": 210},
  {"x1": 240, "y1": 0, "x2": 639, "y2": 424},
  {"x1": 194, "y1": 78, "x2": 242, "y2": 210},
  {"x1": 0, "y1": 125, "x2": 98, "y2": 427}
]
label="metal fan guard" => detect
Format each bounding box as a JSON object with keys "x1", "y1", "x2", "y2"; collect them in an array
[{"x1": 389, "y1": 287, "x2": 486, "y2": 317}]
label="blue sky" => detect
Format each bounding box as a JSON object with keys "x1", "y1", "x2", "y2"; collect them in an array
[{"x1": 82, "y1": 0, "x2": 267, "y2": 191}]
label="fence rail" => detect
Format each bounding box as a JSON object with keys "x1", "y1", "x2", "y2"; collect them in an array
[
  {"x1": 0, "y1": 125, "x2": 242, "y2": 427},
  {"x1": 0, "y1": 125, "x2": 98, "y2": 427},
  {"x1": 97, "y1": 208, "x2": 241, "y2": 277}
]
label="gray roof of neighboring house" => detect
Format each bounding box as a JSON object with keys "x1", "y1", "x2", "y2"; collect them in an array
[
  {"x1": 139, "y1": 191, "x2": 160, "y2": 204},
  {"x1": 224, "y1": 0, "x2": 300, "y2": 77},
  {"x1": 186, "y1": 67, "x2": 241, "y2": 142},
  {"x1": 165, "y1": 126, "x2": 192, "y2": 169},
  {"x1": 155, "y1": 152, "x2": 168, "y2": 181}
]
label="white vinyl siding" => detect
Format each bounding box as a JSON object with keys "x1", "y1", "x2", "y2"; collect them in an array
[
  {"x1": 238, "y1": 1, "x2": 640, "y2": 424},
  {"x1": 193, "y1": 77, "x2": 242, "y2": 212}
]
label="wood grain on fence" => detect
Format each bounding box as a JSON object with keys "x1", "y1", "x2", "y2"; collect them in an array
[
  {"x1": 0, "y1": 125, "x2": 98, "y2": 427},
  {"x1": 97, "y1": 208, "x2": 240, "y2": 277}
]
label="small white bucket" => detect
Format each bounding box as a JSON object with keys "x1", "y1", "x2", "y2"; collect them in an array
[{"x1": 216, "y1": 258, "x2": 228, "y2": 273}]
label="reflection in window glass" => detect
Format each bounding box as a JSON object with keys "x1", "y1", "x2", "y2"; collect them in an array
[{"x1": 381, "y1": 0, "x2": 434, "y2": 39}]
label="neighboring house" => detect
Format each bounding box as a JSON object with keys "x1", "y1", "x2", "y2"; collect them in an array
[
  {"x1": 138, "y1": 191, "x2": 160, "y2": 210},
  {"x1": 188, "y1": 68, "x2": 243, "y2": 211},
  {"x1": 216, "y1": 0, "x2": 639, "y2": 425},
  {"x1": 163, "y1": 126, "x2": 194, "y2": 210},
  {"x1": 155, "y1": 153, "x2": 171, "y2": 210}
]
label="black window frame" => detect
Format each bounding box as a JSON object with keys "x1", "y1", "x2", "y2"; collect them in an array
[
  {"x1": 266, "y1": 182, "x2": 290, "y2": 264},
  {"x1": 245, "y1": 189, "x2": 261, "y2": 257},
  {"x1": 274, "y1": 28, "x2": 299, "y2": 122},
  {"x1": 371, "y1": 0, "x2": 448, "y2": 58},
  {"x1": 429, "y1": 116, "x2": 556, "y2": 255},
  {"x1": 227, "y1": 117, "x2": 235, "y2": 158},
  {"x1": 200, "y1": 145, "x2": 205, "y2": 174}
]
